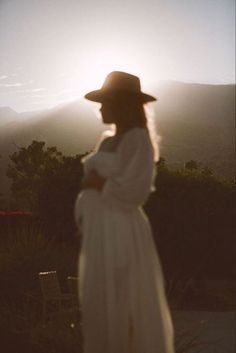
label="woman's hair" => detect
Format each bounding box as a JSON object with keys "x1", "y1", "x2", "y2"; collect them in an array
[
  {"x1": 107, "y1": 96, "x2": 160, "y2": 161},
  {"x1": 110, "y1": 95, "x2": 147, "y2": 128},
  {"x1": 145, "y1": 105, "x2": 160, "y2": 162}
]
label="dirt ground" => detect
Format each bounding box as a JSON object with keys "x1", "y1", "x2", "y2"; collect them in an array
[{"x1": 173, "y1": 310, "x2": 235, "y2": 353}]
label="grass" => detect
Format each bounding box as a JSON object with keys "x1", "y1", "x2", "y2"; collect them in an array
[
  {"x1": 0, "y1": 221, "x2": 79, "y2": 352},
  {"x1": 0, "y1": 221, "x2": 230, "y2": 352}
]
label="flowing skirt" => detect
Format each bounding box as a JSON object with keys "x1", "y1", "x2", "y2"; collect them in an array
[{"x1": 75, "y1": 193, "x2": 175, "y2": 353}]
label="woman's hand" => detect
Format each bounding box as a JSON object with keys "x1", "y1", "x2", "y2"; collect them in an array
[{"x1": 81, "y1": 170, "x2": 106, "y2": 191}]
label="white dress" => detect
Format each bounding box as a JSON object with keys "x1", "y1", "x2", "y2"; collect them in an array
[{"x1": 74, "y1": 127, "x2": 175, "y2": 353}]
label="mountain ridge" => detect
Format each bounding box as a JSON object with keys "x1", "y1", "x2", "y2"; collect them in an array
[{"x1": 0, "y1": 81, "x2": 235, "y2": 202}]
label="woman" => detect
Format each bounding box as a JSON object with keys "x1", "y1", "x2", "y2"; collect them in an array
[{"x1": 74, "y1": 71, "x2": 175, "y2": 353}]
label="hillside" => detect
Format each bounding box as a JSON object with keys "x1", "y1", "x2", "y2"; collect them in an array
[
  {"x1": 0, "y1": 107, "x2": 19, "y2": 127},
  {"x1": 153, "y1": 81, "x2": 235, "y2": 176},
  {"x1": 0, "y1": 81, "x2": 235, "y2": 204},
  {"x1": 0, "y1": 100, "x2": 105, "y2": 203},
  {"x1": 153, "y1": 81, "x2": 235, "y2": 126}
]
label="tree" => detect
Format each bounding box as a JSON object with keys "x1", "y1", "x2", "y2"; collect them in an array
[
  {"x1": 7, "y1": 141, "x2": 64, "y2": 209},
  {"x1": 185, "y1": 160, "x2": 198, "y2": 172},
  {"x1": 7, "y1": 140, "x2": 85, "y2": 241},
  {"x1": 145, "y1": 161, "x2": 235, "y2": 282},
  {"x1": 38, "y1": 153, "x2": 84, "y2": 241}
]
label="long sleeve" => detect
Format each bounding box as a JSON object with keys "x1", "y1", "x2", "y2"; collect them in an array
[{"x1": 101, "y1": 128, "x2": 156, "y2": 210}]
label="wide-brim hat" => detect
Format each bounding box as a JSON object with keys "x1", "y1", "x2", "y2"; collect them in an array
[{"x1": 84, "y1": 71, "x2": 157, "y2": 104}]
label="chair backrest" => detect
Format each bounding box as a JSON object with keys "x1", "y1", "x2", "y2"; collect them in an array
[
  {"x1": 39, "y1": 271, "x2": 61, "y2": 300},
  {"x1": 67, "y1": 276, "x2": 79, "y2": 295}
]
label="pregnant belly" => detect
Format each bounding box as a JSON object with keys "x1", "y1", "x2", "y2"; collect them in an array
[{"x1": 74, "y1": 190, "x2": 102, "y2": 227}]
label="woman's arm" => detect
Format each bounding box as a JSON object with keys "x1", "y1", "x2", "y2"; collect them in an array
[
  {"x1": 81, "y1": 170, "x2": 106, "y2": 191},
  {"x1": 100, "y1": 128, "x2": 155, "y2": 207}
]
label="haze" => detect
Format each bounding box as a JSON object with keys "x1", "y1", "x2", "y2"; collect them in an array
[{"x1": 0, "y1": 0, "x2": 235, "y2": 112}]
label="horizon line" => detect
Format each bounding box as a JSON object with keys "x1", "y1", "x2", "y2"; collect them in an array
[{"x1": 1, "y1": 79, "x2": 235, "y2": 114}]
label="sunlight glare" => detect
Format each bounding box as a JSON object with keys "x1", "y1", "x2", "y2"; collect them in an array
[{"x1": 73, "y1": 50, "x2": 147, "y2": 99}]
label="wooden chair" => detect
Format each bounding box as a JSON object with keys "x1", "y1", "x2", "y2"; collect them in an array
[
  {"x1": 67, "y1": 276, "x2": 79, "y2": 296},
  {"x1": 39, "y1": 271, "x2": 78, "y2": 324}
]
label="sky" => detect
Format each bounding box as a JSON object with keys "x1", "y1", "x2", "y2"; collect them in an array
[{"x1": 0, "y1": 0, "x2": 235, "y2": 112}]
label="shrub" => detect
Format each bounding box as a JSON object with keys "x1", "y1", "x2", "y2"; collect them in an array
[{"x1": 7, "y1": 141, "x2": 85, "y2": 242}]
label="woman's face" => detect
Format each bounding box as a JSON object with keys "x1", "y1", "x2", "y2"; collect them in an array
[{"x1": 100, "y1": 101, "x2": 117, "y2": 124}]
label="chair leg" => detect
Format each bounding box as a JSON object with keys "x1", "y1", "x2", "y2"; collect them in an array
[{"x1": 42, "y1": 301, "x2": 46, "y2": 326}]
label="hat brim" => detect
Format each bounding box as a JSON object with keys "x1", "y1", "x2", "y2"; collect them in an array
[{"x1": 84, "y1": 89, "x2": 157, "y2": 104}]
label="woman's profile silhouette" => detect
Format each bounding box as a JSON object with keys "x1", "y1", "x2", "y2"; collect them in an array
[{"x1": 74, "y1": 71, "x2": 175, "y2": 353}]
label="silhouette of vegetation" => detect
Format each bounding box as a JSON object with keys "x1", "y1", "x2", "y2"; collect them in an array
[
  {"x1": 1, "y1": 143, "x2": 235, "y2": 351},
  {"x1": 0, "y1": 224, "x2": 79, "y2": 353},
  {"x1": 6, "y1": 141, "x2": 235, "y2": 279},
  {"x1": 145, "y1": 158, "x2": 235, "y2": 282},
  {"x1": 0, "y1": 222, "x2": 229, "y2": 352},
  {"x1": 7, "y1": 141, "x2": 85, "y2": 241},
  {"x1": 185, "y1": 160, "x2": 198, "y2": 171}
]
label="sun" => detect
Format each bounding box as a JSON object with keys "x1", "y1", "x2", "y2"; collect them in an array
[
  {"x1": 76, "y1": 60, "x2": 137, "y2": 99},
  {"x1": 57, "y1": 39, "x2": 161, "y2": 107},
  {"x1": 71, "y1": 45, "x2": 149, "y2": 100}
]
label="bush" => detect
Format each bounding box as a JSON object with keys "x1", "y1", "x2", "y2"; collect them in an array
[
  {"x1": 7, "y1": 141, "x2": 85, "y2": 242},
  {"x1": 0, "y1": 223, "x2": 78, "y2": 308},
  {"x1": 145, "y1": 165, "x2": 235, "y2": 281}
]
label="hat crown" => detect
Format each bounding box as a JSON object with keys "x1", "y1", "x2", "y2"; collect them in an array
[
  {"x1": 84, "y1": 71, "x2": 157, "y2": 103},
  {"x1": 102, "y1": 71, "x2": 141, "y2": 93}
]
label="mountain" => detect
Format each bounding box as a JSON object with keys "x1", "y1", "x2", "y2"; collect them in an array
[
  {"x1": 0, "y1": 82, "x2": 235, "y2": 204},
  {"x1": 0, "y1": 100, "x2": 105, "y2": 203},
  {"x1": 0, "y1": 107, "x2": 20, "y2": 127},
  {"x1": 152, "y1": 82, "x2": 235, "y2": 176},
  {"x1": 153, "y1": 81, "x2": 235, "y2": 126},
  {"x1": 0, "y1": 101, "x2": 104, "y2": 152}
]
